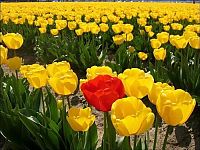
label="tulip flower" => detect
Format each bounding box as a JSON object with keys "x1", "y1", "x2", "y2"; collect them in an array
[
  {"x1": 112, "y1": 24, "x2": 122, "y2": 34},
  {"x1": 138, "y1": 52, "x2": 148, "y2": 60},
  {"x1": 112, "y1": 35, "x2": 125, "y2": 45},
  {"x1": 156, "y1": 89, "x2": 196, "y2": 126},
  {"x1": 157, "y1": 32, "x2": 169, "y2": 44},
  {"x1": 118, "y1": 68, "x2": 154, "y2": 99},
  {"x1": 148, "y1": 82, "x2": 174, "y2": 105},
  {"x1": 183, "y1": 31, "x2": 197, "y2": 40},
  {"x1": 68, "y1": 21, "x2": 77, "y2": 30},
  {"x1": 150, "y1": 39, "x2": 161, "y2": 49},
  {"x1": 111, "y1": 97, "x2": 155, "y2": 136},
  {"x1": 128, "y1": 46, "x2": 135, "y2": 53},
  {"x1": 2, "y1": 33, "x2": 23, "y2": 50},
  {"x1": 6, "y1": 56, "x2": 22, "y2": 70},
  {"x1": 153, "y1": 47, "x2": 166, "y2": 61},
  {"x1": 122, "y1": 24, "x2": 133, "y2": 34},
  {"x1": 148, "y1": 31, "x2": 154, "y2": 38},
  {"x1": 39, "y1": 28, "x2": 46, "y2": 34},
  {"x1": 81, "y1": 75, "x2": 125, "y2": 112},
  {"x1": 86, "y1": 66, "x2": 116, "y2": 80},
  {"x1": 48, "y1": 70, "x2": 78, "y2": 95},
  {"x1": 67, "y1": 107, "x2": 95, "y2": 132},
  {"x1": 189, "y1": 36, "x2": 200, "y2": 49},
  {"x1": 173, "y1": 36, "x2": 188, "y2": 49},
  {"x1": 99, "y1": 23, "x2": 109, "y2": 32},
  {"x1": 50, "y1": 29, "x2": 59, "y2": 36},
  {"x1": 26, "y1": 67, "x2": 48, "y2": 89},
  {"x1": 163, "y1": 25, "x2": 170, "y2": 31},
  {"x1": 0, "y1": 45, "x2": 8, "y2": 65},
  {"x1": 20, "y1": 64, "x2": 44, "y2": 78},
  {"x1": 145, "y1": 25, "x2": 152, "y2": 33},
  {"x1": 46, "y1": 61, "x2": 71, "y2": 77},
  {"x1": 75, "y1": 29, "x2": 83, "y2": 36}
]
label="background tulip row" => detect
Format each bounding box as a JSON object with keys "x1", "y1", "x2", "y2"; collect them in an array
[
  {"x1": 1, "y1": 2, "x2": 200, "y2": 105},
  {"x1": 0, "y1": 2, "x2": 200, "y2": 150}
]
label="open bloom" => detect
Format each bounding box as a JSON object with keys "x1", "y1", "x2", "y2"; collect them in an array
[
  {"x1": 148, "y1": 82, "x2": 174, "y2": 105},
  {"x1": 0, "y1": 45, "x2": 8, "y2": 65},
  {"x1": 26, "y1": 66, "x2": 48, "y2": 89},
  {"x1": 48, "y1": 70, "x2": 78, "y2": 95},
  {"x1": 111, "y1": 97, "x2": 155, "y2": 136},
  {"x1": 157, "y1": 32, "x2": 169, "y2": 44},
  {"x1": 153, "y1": 47, "x2": 166, "y2": 61},
  {"x1": 150, "y1": 39, "x2": 161, "y2": 49},
  {"x1": 156, "y1": 89, "x2": 196, "y2": 126},
  {"x1": 46, "y1": 61, "x2": 71, "y2": 77},
  {"x1": 3, "y1": 33, "x2": 23, "y2": 50},
  {"x1": 67, "y1": 107, "x2": 95, "y2": 132},
  {"x1": 138, "y1": 52, "x2": 148, "y2": 60},
  {"x1": 6, "y1": 57, "x2": 22, "y2": 70},
  {"x1": 189, "y1": 36, "x2": 200, "y2": 49},
  {"x1": 81, "y1": 75, "x2": 125, "y2": 112},
  {"x1": 118, "y1": 68, "x2": 154, "y2": 99},
  {"x1": 113, "y1": 35, "x2": 125, "y2": 45}
]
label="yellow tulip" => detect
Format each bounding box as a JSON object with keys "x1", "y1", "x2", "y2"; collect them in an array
[
  {"x1": 124, "y1": 33, "x2": 134, "y2": 42},
  {"x1": 48, "y1": 70, "x2": 78, "y2": 95},
  {"x1": 137, "y1": 18, "x2": 147, "y2": 26},
  {"x1": 20, "y1": 64, "x2": 43, "y2": 78},
  {"x1": 150, "y1": 39, "x2": 161, "y2": 49},
  {"x1": 153, "y1": 47, "x2": 166, "y2": 61},
  {"x1": 145, "y1": 25, "x2": 152, "y2": 33},
  {"x1": 122, "y1": 24, "x2": 133, "y2": 34},
  {"x1": 6, "y1": 56, "x2": 22, "y2": 70},
  {"x1": 99, "y1": 23, "x2": 109, "y2": 32},
  {"x1": 90, "y1": 26, "x2": 100, "y2": 35},
  {"x1": 0, "y1": 45, "x2": 8, "y2": 65},
  {"x1": 112, "y1": 24, "x2": 122, "y2": 34},
  {"x1": 39, "y1": 28, "x2": 46, "y2": 34},
  {"x1": 0, "y1": 32, "x2": 3, "y2": 43},
  {"x1": 171, "y1": 23, "x2": 183, "y2": 30},
  {"x1": 156, "y1": 89, "x2": 196, "y2": 126},
  {"x1": 183, "y1": 31, "x2": 197, "y2": 40},
  {"x1": 148, "y1": 82, "x2": 174, "y2": 105},
  {"x1": 118, "y1": 68, "x2": 154, "y2": 98},
  {"x1": 113, "y1": 34, "x2": 125, "y2": 45},
  {"x1": 101, "y1": 16, "x2": 108, "y2": 23},
  {"x1": 46, "y1": 61, "x2": 71, "y2": 77},
  {"x1": 163, "y1": 25, "x2": 170, "y2": 31},
  {"x1": 67, "y1": 107, "x2": 95, "y2": 132},
  {"x1": 189, "y1": 36, "x2": 200, "y2": 49},
  {"x1": 148, "y1": 31, "x2": 154, "y2": 38},
  {"x1": 26, "y1": 67, "x2": 48, "y2": 89},
  {"x1": 157, "y1": 32, "x2": 169, "y2": 44},
  {"x1": 3, "y1": 33, "x2": 23, "y2": 50},
  {"x1": 75, "y1": 29, "x2": 83, "y2": 36},
  {"x1": 140, "y1": 30, "x2": 145, "y2": 36},
  {"x1": 50, "y1": 29, "x2": 59, "y2": 36},
  {"x1": 138, "y1": 52, "x2": 148, "y2": 61},
  {"x1": 68, "y1": 21, "x2": 77, "y2": 30},
  {"x1": 173, "y1": 36, "x2": 188, "y2": 49},
  {"x1": 86, "y1": 66, "x2": 116, "y2": 80},
  {"x1": 55, "y1": 20, "x2": 67, "y2": 30},
  {"x1": 111, "y1": 97, "x2": 154, "y2": 136}
]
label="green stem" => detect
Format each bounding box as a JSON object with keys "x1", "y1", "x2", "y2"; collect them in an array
[
  {"x1": 41, "y1": 88, "x2": 45, "y2": 115},
  {"x1": 103, "y1": 112, "x2": 110, "y2": 150},
  {"x1": 15, "y1": 70, "x2": 19, "y2": 80},
  {"x1": 134, "y1": 135, "x2": 137, "y2": 150},
  {"x1": 66, "y1": 95, "x2": 71, "y2": 109},
  {"x1": 128, "y1": 136, "x2": 131, "y2": 149},
  {"x1": 162, "y1": 125, "x2": 173, "y2": 150},
  {"x1": 153, "y1": 113, "x2": 159, "y2": 150}
]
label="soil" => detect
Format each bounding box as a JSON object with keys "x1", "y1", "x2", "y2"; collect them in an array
[{"x1": 1, "y1": 54, "x2": 200, "y2": 150}]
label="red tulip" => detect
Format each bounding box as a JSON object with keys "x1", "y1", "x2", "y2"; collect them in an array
[{"x1": 81, "y1": 75, "x2": 125, "y2": 112}]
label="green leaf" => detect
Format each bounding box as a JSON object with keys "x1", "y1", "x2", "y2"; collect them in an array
[{"x1": 84, "y1": 123, "x2": 98, "y2": 150}]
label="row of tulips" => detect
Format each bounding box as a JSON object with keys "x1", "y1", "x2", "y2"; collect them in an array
[{"x1": 0, "y1": 32, "x2": 197, "y2": 149}]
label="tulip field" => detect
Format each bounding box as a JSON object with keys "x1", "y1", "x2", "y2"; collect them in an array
[{"x1": 0, "y1": 2, "x2": 200, "y2": 150}]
